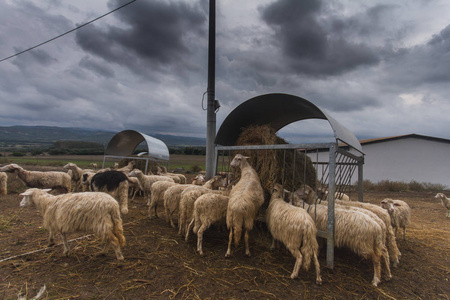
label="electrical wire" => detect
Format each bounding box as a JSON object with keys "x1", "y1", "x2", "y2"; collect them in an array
[{"x1": 0, "y1": 0, "x2": 137, "y2": 64}]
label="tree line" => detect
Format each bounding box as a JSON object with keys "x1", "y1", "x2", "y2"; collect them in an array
[{"x1": 2, "y1": 141, "x2": 206, "y2": 156}]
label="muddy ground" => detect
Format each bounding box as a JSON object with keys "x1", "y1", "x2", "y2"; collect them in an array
[{"x1": 0, "y1": 166, "x2": 449, "y2": 299}]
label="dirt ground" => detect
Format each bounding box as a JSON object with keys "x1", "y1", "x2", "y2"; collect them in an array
[{"x1": 0, "y1": 166, "x2": 449, "y2": 299}]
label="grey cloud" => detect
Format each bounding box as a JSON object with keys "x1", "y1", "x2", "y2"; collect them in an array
[
  {"x1": 75, "y1": 0, "x2": 206, "y2": 77},
  {"x1": 79, "y1": 56, "x2": 115, "y2": 78},
  {"x1": 260, "y1": 0, "x2": 380, "y2": 76},
  {"x1": 382, "y1": 23, "x2": 450, "y2": 88}
]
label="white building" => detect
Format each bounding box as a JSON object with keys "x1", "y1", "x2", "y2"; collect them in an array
[{"x1": 309, "y1": 134, "x2": 450, "y2": 188}]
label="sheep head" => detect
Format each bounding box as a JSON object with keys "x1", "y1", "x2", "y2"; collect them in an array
[
  {"x1": 230, "y1": 154, "x2": 250, "y2": 170},
  {"x1": 19, "y1": 188, "x2": 51, "y2": 207},
  {"x1": 434, "y1": 193, "x2": 446, "y2": 200},
  {"x1": 63, "y1": 163, "x2": 76, "y2": 170},
  {"x1": 380, "y1": 198, "x2": 399, "y2": 214},
  {"x1": 271, "y1": 183, "x2": 284, "y2": 200},
  {"x1": 128, "y1": 169, "x2": 142, "y2": 177},
  {"x1": 1, "y1": 163, "x2": 22, "y2": 172}
]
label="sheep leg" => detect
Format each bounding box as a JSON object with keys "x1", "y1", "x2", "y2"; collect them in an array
[
  {"x1": 61, "y1": 233, "x2": 70, "y2": 256},
  {"x1": 381, "y1": 246, "x2": 392, "y2": 281},
  {"x1": 244, "y1": 229, "x2": 251, "y2": 257},
  {"x1": 178, "y1": 212, "x2": 184, "y2": 236},
  {"x1": 288, "y1": 247, "x2": 303, "y2": 279},
  {"x1": 312, "y1": 252, "x2": 323, "y2": 285},
  {"x1": 270, "y1": 238, "x2": 276, "y2": 250},
  {"x1": 371, "y1": 254, "x2": 382, "y2": 287},
  {"x1": 106, "y1": 232, "x2": 124, "y2": 260},
  {"x1": 402, "y1": 227, "x2": 406, "y2": 240},
  {"x1": 225, "y1": 229, "x2": 233, "y2": 257},
  {"x1": 47, "y1": 231, "x2": 55, "y2": 247},
  {"x1": 197, "y1": 224, "x2": 208, "y2": 256},
  {"x1": 185, "y1": 219, "x2": 194, "y2": 242},
  {"x1": 119, "y1": 194, "x2": 128, "y2": 215}
]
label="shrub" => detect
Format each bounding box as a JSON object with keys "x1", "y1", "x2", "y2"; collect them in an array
[{"x1": 190, "y1": 165, "x2": 202, "y2": 173}]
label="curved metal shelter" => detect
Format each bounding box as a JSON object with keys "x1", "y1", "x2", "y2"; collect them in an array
[
  {"x1": 214, "y1": 93, "x2": 364, "y2": 268},
  {"x1": 103, "y1": 130, "x2": 169, "y2": 172},
  {"x1": 215, "y1": 93, "x2": 362, "y2": 152}
]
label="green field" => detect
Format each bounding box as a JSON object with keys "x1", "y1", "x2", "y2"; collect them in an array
[{"x1": 0, "y1": 154, "x2": 207, "y2": 172}]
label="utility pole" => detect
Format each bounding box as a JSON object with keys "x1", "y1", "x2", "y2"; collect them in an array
[{"x1": 205, "y1": 0, "x2": 216, "y2": 180}]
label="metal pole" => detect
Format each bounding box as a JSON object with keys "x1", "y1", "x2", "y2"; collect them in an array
[{"x1": 205, "y1": 0, "x2": 216, "y2": 180}]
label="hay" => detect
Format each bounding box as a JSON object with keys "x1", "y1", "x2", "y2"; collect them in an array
[{"x1": 234, "y1": 124, "x2": 317, "y2": 198}]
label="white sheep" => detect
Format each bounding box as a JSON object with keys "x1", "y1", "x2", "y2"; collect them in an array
[
  {"x1": 89, "y1": 162, "x2": 98, "y2": 170},
  {"x1": 63, "y1": 163, "x2": 94, "y2": 192},
  {"x1": 91, "y1": 170, "x2": 131, "y2": 215},
  {"x1": 203, "y1": 175, "x2": 227, "y2": 190},
  {"x1": 225, "y1": 154, "x2": 264, "y2": 257},
  {"x1": 128, "y1": 169, "x2": 174, "y2": 206},
  {"x1": 286, "y1": 184, "x2": 317, "y2": 205},
  {"x1": 19, "y1": 188, "x2": 126, "y2": 260},
  {"x1": 380, "y1": 198, "x2": 411, "y2": 239},
  {"x1": 334, "y1": 199, "x2": 401, "y2": 267},
  {"x1": 434, "y1": 193, "x2": 450, "y2": 217},
  {"x1": 191, "y1": 193, "x2": 229, "y2": 256},
  {"x1": 1, "y1": 163, "x2": 71, "y2": 192},
  {"x1": 267, "y1": 184, "x2": 322, "y2": 284},
  {"x1": 305, "y1": 202, "x2": 391, "y2": 286},
  {"x1": 320, "y1": 189, "x2": 351, "y2": 201},
  {"x1": 148, "y1": 181, "x2": 178, "y2": 218},
  {"x1": 128, "y1": 176, "x2": 143, "y2": 202},
  {"x1": 0, "y1": 172, "x2": 7, "y2": 195},
  {"x1": 157, "y1": 166, "x2": 186, "y2": 184},
  {"x1": 192, "y1": 174, "x2": 206, "y2": 185},
  {"x1": 163, "y1": 184, "x2": 202, "y2": 228},
  {"x1": 178, "y1": 186, "x2": 224, "y2": 238}
]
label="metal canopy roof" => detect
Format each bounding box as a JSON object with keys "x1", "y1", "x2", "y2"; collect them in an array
[
  {"x1": 105, "y1": 130, "x2": 170, "y2": 161},
  {"x1": 215, "y1": 93, "x2": 363, "y2": 152}
]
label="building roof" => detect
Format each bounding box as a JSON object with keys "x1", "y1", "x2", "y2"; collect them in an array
[{"x1": 359, "y1": 134, "x2": 450, "y2": 146}]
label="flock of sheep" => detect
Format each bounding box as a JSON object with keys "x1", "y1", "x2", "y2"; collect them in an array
[{"x1": 1, "y1": 155, "x2": 449, "y2": 287}]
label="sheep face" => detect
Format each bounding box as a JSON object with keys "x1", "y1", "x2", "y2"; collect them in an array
[
  {"x1": 63, "y1": 163, "x2": 76, "y2": 170},
  {"x1": 19, "y1": 188, "x2": 51, "y2": 207},
  {"x1": 380, "y1": 199, "x2": 399, "y2": 214},
  {"x1": 271, "y1": 184, "x2": 284, "y2": 200},
  {"x1": 192, "y1": 175, "x2": 206, "y2": 185},
  {"x1": 230, "y1": 154, "x2": 250, "y2": 169},
  {"x1": 211, "y1": 175, "x2": 227, "y2": 189},
  {"x1": 128, "y1": 169, "x2": 142, "y2": 177},
  {"x1": 434, "y1": 193, "x2": 445, "y2": 200}
]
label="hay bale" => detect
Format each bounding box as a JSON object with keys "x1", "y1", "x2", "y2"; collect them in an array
[{"x1": 234, "y1": 124, "x2": 317, "y2": 197}]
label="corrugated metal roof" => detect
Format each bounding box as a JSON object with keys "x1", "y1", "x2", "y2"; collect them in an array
[
  {"x1": 105, "y1": 130, "x2": 169, "y2": 161},
  {"x1": 215, "y1": 93, "x2": 363, "y2": 152}
]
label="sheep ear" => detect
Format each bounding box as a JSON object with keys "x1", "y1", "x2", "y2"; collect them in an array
[
  {"x1": 20, "y1": 189, "x2": 34, "y2": 196},
  {"x1": 380, "y1": 200, "x2": 386, "y2": 204},
  {"x1": 42, "y1": 189, "x2": 52, "y2": 193}
]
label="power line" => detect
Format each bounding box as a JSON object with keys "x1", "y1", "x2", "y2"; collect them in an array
[{"x1": 0, "y1": 0, "x2": 137, "y2": 64}]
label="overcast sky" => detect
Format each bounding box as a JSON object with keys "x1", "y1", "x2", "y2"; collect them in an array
[{"x1": 1, "y1": 0, "x2": 449, "y2": 143}]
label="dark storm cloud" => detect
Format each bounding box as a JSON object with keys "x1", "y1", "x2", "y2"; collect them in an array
[
  {"x1": 75, "y1": 0, "x2": 206, "y2": 76},
  {"x1": 260, "y1": 0, "x2": 380, "y2": 76}
]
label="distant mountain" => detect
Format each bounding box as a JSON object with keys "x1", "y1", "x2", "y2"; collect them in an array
[{"x1": 0, "y1": 126, "x2": 206, "y2": 147}]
